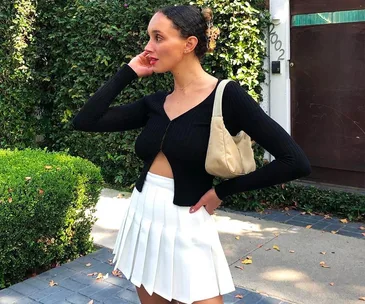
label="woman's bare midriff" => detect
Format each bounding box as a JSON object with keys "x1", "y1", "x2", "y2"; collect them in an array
[{"x1": 149, "y1": 151, "x2": 174, "y2": 178}]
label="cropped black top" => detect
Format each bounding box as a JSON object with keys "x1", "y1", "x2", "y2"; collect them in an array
[{"x1": 72, "y1": 64, "x2": 311, "y2": 206}]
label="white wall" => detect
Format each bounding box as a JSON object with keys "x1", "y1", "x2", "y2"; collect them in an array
[
  {"x1": 268, "y1": 0, "x2": 291, "y2": 134},
  {"x1": 261, "y1": 0, "x2": 291, "y2": 161}
]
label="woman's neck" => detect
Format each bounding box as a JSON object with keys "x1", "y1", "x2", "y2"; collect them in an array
[{"x1": 171, "y1": 58, "x2": 208, "y2": 93}]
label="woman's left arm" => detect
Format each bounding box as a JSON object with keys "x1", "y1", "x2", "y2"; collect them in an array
[{"x1": 214, "y1": 81, "x2": 312, "y2": 200}]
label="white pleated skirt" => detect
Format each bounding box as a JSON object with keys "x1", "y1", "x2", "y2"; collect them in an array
[{"x1": 112, "y1": 172, "x2": 235, "y2": 304}]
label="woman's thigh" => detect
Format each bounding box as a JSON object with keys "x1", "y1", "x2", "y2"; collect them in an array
[
  {"x1": 172, "y1": 295, "x2": 223, "y2": 304},
  {"x1": 135, "y1": 285, "x2": 171, "y2": 304}
]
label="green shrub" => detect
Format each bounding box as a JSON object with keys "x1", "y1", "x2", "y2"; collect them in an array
[
  {"x1": 225, "y1": 183, "x2": 365, "y2": 222},
  {"x1": 0, "y1": 149, "x2": 103, "y2": 288},
  {"x1": 0, "y1": 0, "x2": 41, "y2": 148}
]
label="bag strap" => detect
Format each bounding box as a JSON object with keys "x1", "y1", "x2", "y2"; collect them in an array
[{"x1": 212, "y1": 79, "x2": 232, "y2": 117}]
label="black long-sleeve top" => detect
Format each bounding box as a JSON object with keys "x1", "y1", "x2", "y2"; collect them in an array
[{"x1": 72, "y1": 64, "x2": 311, "y2": 206}]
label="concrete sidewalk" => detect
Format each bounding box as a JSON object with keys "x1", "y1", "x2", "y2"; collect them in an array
[
  {"x1": 91, "y1": 189, "x2": 365, "y2": 304},
  {"x1": 1, "y1": 188, "x2": 364, "y2": 304}
]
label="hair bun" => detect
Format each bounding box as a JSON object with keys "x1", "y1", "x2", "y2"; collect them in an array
[
  {"x1": 202, "y1": 7, "x2": 220, "y2": 52},
  {"x1": 201, "y1": 7, "x2": 213, "y2": 23}
]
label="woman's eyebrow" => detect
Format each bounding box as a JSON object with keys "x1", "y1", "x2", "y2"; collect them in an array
[{"x1": 147, "y1": 29, "x2": 162, "y2": 35}]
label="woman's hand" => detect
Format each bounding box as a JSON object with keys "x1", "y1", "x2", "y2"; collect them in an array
[
  {"x1": 128, "y1": 51, "x2": 154, "y2": 78},
  {"x1": 189, "y1": 188, "x2": 222, "y2": 215}
]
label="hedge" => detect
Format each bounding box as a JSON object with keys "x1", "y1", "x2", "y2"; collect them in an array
[
  {"x1": 0, "y1": 149, "x2": 103, "y2": 288},
  {"x1": 0, "y1": 0, "x2": 269, "y2": 184},
  {"x1": 225, "y1": 183, "x2": 365, "y2": 221}
]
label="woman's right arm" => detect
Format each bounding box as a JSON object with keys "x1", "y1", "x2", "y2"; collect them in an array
[{"x1": 72, "y1": 52, "x2": 154, "y2": 132}]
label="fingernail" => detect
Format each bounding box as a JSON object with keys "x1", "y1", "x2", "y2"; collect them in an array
[{"x1": 190, "y1": 208, "x2": 195, "y2": 213}]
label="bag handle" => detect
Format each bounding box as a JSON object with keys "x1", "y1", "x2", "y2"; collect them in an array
[{"x1": 212, "y1": 79, "x2": 232, "y2": 117}]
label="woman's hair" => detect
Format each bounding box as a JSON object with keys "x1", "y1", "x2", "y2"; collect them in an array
[{"x1": 158, "y1": 5, "x2": 212, "y2": 58}]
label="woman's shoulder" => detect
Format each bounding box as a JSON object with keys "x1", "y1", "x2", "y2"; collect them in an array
[
  {"x1": 221, "y1": 79, "x2": 262, "y2": 118},
  {"x1": 142, "y1": 90, "x2": 169, "y2": 111}
]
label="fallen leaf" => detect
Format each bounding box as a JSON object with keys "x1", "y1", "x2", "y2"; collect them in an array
[
  {"x1": 235, "y1": 236, "x2": 240, "y2": 240},
  {"x1": 301, "y1": 212, "x2": 306, "y2": 215},
  {"x1": 320, "y1": 261, "x2": 330, "y2": 268},
  {"x1": 289, "y1": 250, "x2": 295, "y2": 253},
  {"x1": 306, "y1": 225, "x2": 312, "y2": 229},
  {"x1": 25, "y1": 177, "x2": 32, "y2": 181},
  {"x1": 265, "y1": 248, "x2": 271, "y2": 251},
  {"x1": 39, "y1": 189, "x2": 44, "y2": 195},
  {"x1": 329, "y1": 282, "x2": 334, "y2": 286},
  {"x1": 331, "y1": 230, "x2": 338, "y2": 234},
  {"x1": 242, "y1": 258, "x2": 252, "y2": 265},
  {"x1": 44, "y1": 165, "x2": 52, "y2": 169},
  {"x1": 96, "y1": 273, "x2": 104, "y2": 280},
  {"x1": 108, "y1": 259, "x2": 113, "y2": 265},
  {"x1": 49, "y1": 280, "x2": 58, "y2": 287},
  {"x1": 117, "y1": 193, "x2": 124, "y2": 199},
  {"x1": 359, "y1": 226, "x2": 365, "y2": 230},
  {"x1": 273, "y1": 245, "x2": 280, "y2": 251},
  {"x1": 324, "y1": 215, "x2": 332, "y2": 219},
  {"x1": 87, "y1": 301, "x2": 94, "y2": 304},
  {"x1": 320, "y1": 251, "x2": 326, "y2": 255},
  {"x1": 273, "y1": 232, "x2": 280, "y2": 237},
  {"x1": 284, "y1": 207, "x2": 289, "y2": 211},
  {"x1": 362, "y1": 233, "x2": 365, "y2": 237},
  {"x1": 257, "y1": 244, "x2": 263, "y2": 248},
  {"x1": 340, "y1": 219, "x2": 348, "y2": 224},
  {"x1": 235, "y1": 265, "x2": 244, "y2": 270},
  {"x1": 112, "y1": 270, "x2": 123, "y2": 277},
  {"x1": 8, "y1": 197, "x2": 12, "y2": 203},
  {"x1": 359, "y1": 297, "x2": 365, "y2": 301},
  {"x1": 87, "y1": 272, "x2": 98, "y2": 276},
  {"x1": 85, "y1": 263, "x2": 92, "y2": 267},
  {"x1": 235, "y1": 294, "x2": 243, "y2": 299}
]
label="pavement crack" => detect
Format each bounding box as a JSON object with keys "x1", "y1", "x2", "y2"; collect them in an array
[{"x1": 228, "y1": 225, "x2": 296, "y2": 266}]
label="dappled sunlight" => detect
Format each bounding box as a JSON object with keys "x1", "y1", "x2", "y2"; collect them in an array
[
  {"x1": 213, "y1": 215, "x2": 262, "y2": 234},
  {"x1": 262, "y1": 268, "x2": 307, "y2": 282},
  {"x1": 0, "y1": 295, "x2": 18, "y2": 303},
  {"x1": 212, "y1": 214, "x2": 299, "y2": 239},
  {"x1": 261, "y1": 268, "x2": 325, "y2": 293},
  {"x1": 93, "y1": 195, "x2": 130, "y2": 230}
]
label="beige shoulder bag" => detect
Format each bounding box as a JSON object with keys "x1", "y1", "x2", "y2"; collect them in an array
[{"x1": 205, "y1": 79, "x2": 256, "y2": 178}]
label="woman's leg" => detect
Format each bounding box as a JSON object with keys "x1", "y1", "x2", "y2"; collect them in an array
[
  {"x1": 136, "y1": 285, "x2": 171, "y2": 304},
  {"x1": 193, "y1": 295, "x2": 223, "y2": 304},
  {"x1": 171, "y1": 295, "x2": 223, "y2": 304}
]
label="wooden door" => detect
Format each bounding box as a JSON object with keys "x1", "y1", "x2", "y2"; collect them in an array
[{"x1": 290, "y1": 1, "x2": 365, "y2": 188}]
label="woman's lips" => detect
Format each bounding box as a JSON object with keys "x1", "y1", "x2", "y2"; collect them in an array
[{"x1": 149, "y1": 57, "x2": 158, "y2": 65}]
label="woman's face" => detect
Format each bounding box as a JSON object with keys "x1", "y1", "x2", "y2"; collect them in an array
[{"x1": 144, "y1": 12, "x2": 189, "y2": 73}]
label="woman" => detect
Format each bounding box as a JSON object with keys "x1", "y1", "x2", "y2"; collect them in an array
[{"x1": 73, "y1": 5, "x2": 311, "y2": 304}]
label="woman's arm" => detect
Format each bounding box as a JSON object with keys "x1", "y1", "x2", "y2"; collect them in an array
[
  {"x1": 214, "y1": 81, "x2": 311, "y2": 200},
  {"x1": 72, "y1": 64, "x2": 148, "y2": 132}
]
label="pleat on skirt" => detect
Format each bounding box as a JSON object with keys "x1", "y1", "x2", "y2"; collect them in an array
[{"x1": 112, "y1": 172, "x2": 235, "y2": 304}]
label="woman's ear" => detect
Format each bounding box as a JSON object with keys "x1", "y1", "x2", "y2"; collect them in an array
[{"x1": 184, "y1": 36, "x2": 198, "y2": 54}]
